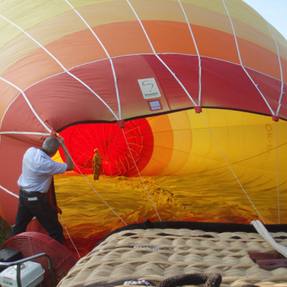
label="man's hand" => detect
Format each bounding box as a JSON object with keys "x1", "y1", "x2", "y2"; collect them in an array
[{"x1": 54, "y1": 134, "x2": 75, "y2": 171}]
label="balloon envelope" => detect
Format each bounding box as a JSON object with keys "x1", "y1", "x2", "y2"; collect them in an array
[{"x1": 0, "y1": 0, "x2": 286, "y2": 251}]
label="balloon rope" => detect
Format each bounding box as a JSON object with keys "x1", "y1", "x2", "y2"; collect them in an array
[
  {"x1": 221, "y1": 0, "x2": 275, "y2": 117},
  {"x1": 269, "y1": 29, "x2": 285, "y2": 117},
  {"x1": 0, "y1": 184, "x2": 19, "y2": 199},
  {"x1": 178, "y1": 0, "x2": 202, "y2": 106},
  {"x1": 121, "y1": 127, "x2": 162, "y2": 222},
  {"x1": 0, "y1": 14, "x2": 119, "y2": 121},
  {"x1": 205, "y1": 114, "x2": 266, "y2": 223},
  {"x1": 126, "y1": 0, "x2": 198, "y2": 108},
  {"x1": 0, "y1": 76, "x2": 52, "y2": 133},
  {"x1": 63, "y1": 224, "x2": 81, "y2": 259},
  {"x1": 0, "y1": 131, "x2": 50, "y2": 137},
  {"x1": 54, "y1": 146, "x2": 128, "y2": 257},
  {"x1": 67, "y1": 154, "x2": 128, "y2": 226},
  {"x1": 221, "y1": 154, "x2": 265, "y2": 223},
  {"x1": 1, "y1": 181, "x2": 82, "y2": 258},
  {"x1": 63, "y1": 0, "x2": 122, "y2": 120},
  {"x1": 0, "y1": 131, "x2": 50, "y2": 146}
]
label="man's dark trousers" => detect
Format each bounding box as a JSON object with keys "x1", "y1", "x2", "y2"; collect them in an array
[{"x1": 13, "y1": 190, "x2": 65, "y2": 244}]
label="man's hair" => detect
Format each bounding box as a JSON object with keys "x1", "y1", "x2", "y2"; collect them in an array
[{"x1": 42, "y1": 136, "x2": 60, "y2": 155}]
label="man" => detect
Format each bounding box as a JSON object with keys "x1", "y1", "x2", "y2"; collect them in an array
[
  {"x1": 92, "y1": 148, "x2": 102, "y2": 180},
  {"x1": 13, "y1": 136, "x2": 74, "y2": 243}
]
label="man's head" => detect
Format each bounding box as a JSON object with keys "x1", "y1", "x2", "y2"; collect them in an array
[{"x1": 42, "y1": 136, "x2": 60, "y2": 156}]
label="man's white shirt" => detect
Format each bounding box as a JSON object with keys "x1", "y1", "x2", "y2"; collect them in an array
[{"x1": 18, "y1": 147, "x2": 67, "y2": 193}]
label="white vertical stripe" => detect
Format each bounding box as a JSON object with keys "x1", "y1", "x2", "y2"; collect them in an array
[
  {"x1": 126, "y1": 0, "x2": 198, "y2": 107},
  {"x1": 222, "y1": 0, "x2": 275, "y2": 116},
  {"x1": 178, "y1": 0, "x2": 202, "y2": 106},
  {"x1": 0, "y1": 14, "x2": 119, "y2": 121},
  {"x1": 273, "y1": 40, "x2": 285, "y2": 117},
  {"x1": 63, "y1": 0, "x2": 122, "y2": 120}
]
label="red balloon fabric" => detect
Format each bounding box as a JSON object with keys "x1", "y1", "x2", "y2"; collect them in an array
[{"x1": 59, "y1": 119, "x2": 154, "y2": 176}]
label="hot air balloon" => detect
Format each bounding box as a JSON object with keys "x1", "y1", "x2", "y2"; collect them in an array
[{"x1": 0, "y1": 0, "x2": 287, "y2": 279}]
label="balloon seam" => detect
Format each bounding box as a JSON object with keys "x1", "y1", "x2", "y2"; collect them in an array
[
  {"x1": 5, "y1": 53, "x2": 282, "y2": 103},
  {"x1": 0, "y1": 13, "x2": 119, "y2": 121},
  {"x1": 272, "y1": 37, "x2": 285, "y2": 117},
  {"x1": 222, "y1": 0, "x2": 275, "y2": 117},
  {"x1": 178, "y1": 0, "x2": 202, "y2": 107},
  {"x1": 0, "y1": 76, "x2": 52, "y2": 133},
  {"x1": 125, "y1": 0, "x2": 198, "y2": 108},
  {"x1": 0, "y1": 184, "x2": 19, "y2": 199},
  {"x1": 63, "y1": 0, "x2": 122, "y2": 120}
]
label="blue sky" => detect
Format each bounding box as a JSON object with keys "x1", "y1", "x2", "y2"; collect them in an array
[{"x1": 243, "y1": 0, "x2": 287, "y2": 39}]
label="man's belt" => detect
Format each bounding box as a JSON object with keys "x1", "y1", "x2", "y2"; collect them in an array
[{"x1": 20, "y1": 189, "x2": 47, "y2": 201}]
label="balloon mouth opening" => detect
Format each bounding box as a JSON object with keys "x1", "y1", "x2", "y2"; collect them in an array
[{"x1": 58, "y1": 118, "x2": 154, "y2": 176}]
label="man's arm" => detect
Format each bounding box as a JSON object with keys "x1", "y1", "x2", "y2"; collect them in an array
[{"x1": 57, "y1": 137, "x2": 74, "y2": 171}]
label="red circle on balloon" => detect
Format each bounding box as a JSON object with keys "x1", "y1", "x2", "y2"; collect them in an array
[{"x1": 59, "y1": 119, "x2": 154, "y2": 176}]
